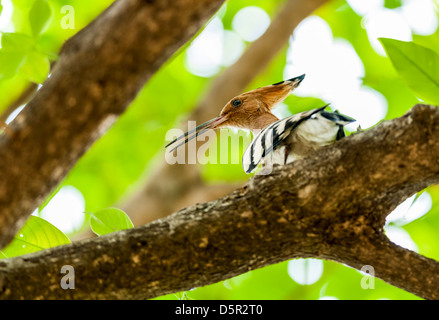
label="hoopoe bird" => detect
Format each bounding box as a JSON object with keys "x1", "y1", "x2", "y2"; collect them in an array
[{"x1": 166, "y1": 74, "x2": 355, "y2": 173}]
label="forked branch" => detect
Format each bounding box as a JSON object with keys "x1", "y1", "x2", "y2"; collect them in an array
[
  {"x1": 0, "y1": 0, "x2": 226, "y2": 248},
  {"x1": 1, "y1": 104, "x2": 438, "y2": 300}
]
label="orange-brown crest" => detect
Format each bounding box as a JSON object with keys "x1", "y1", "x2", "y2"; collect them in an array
[{"x1": 217, "y1": 77, "x2": 303, "y2": 130}]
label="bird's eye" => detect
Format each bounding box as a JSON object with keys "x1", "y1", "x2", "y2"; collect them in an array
[{"x1": 232, "y1": 99, "x2": 242, "y2": 107}]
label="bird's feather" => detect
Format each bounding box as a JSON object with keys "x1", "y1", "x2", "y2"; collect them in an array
[
  {"x1": 242, "y1": 106, "x2": 326, "y2": 173},
  {"x1": 242, "y1": 106, "x2": 355, "y2": 174}
]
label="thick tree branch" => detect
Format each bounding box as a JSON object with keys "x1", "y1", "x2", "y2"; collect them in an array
[
  {"x1": 1, "y1": 104, "x2": 438, "y2": 300},
  {"x1": 119, "y1": 0, "x2": 330, "y2": 226},
  {"x1": 0, "y1": 0, "x2": 226, "y2": 249}
]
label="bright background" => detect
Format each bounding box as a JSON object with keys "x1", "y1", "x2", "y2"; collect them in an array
[{"x1": 1, "y1": 0, "x2": 439, "y2": 299}]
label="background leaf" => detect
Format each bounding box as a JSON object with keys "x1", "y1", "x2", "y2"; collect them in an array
[
  {"x1": 384, "y1": 0, "x2": 402, "y2": 9},
  {"x1": 0, "y1": 33, "x2": 50, "y2": 82},
  {"x1": 379, "y1": 38, "x2": 439, "y2": 105},
  {"x1": 89, "y1": 208, "x2": 134, "y2": 236},
  {"x1": 0, "y1": 216, "x2": 71, "y2": 259},
  {"x1": 29, "y1": 0, "x2": 53, "y2": 37},
  {"x1": 1, "y1": 33, "x2": 35, "y2": 53},
  {"x1": 0, "y1": 51, "x2": 26, "y2": 80},
  {"x1": 1, "y1": 0, "x2": 439, "y2": 300},
  {"x1": 19, "y1": 51, "x2": 50, "y2": 83}
]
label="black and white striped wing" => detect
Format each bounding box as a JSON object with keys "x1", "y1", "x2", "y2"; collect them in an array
[{"x1": 242, "y1": 107, "x2": 326, "y2": 174}]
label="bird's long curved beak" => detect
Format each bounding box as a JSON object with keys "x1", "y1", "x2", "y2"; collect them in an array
[{"x1": 165, "y1": 116, "x2": 227, "y2": 152}]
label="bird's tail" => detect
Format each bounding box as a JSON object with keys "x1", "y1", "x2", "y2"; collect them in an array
[{"x1": 320, "y1": 109, "x2": 356, "y2": 126}]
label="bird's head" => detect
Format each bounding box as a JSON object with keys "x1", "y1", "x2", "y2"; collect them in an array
[
  {"x1": 218, "y1": 74, "x2": 305, "y2": 130},
  {"x1": 166, "y1": 74, "x2": 305, "y2": 152}
]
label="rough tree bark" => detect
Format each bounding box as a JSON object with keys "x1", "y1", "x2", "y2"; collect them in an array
[
  {"x1": 0, "y1": 104, "x2": 438, "y2": 300},
  {"x1": 0, "y1": 0, "x2": 226, "y2": 249},
  {"x1": 119, "y1": 0, "x2": 330, "y2": 227}
]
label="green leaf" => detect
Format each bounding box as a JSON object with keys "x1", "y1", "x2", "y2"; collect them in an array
[
  {"x1": 19, "y1": 51, "x2": 50, "y2": 83},
  {"x1": 29, "y1": 0, "x2": 53, "y2": 37},
  {"x1": 0, "y1": 51, "x2": 26, "y2": 80},
  {"x1": 379, "y1": 38, "x2": 439, "y2": 105},
  {"x1": 1, "y1": 33, "x2": 35, "y2": 53},
  {"x1": 89, "y1": 208, "x2": 134, "y2": 236},
  {"x1": 284, "y1": 96, "x2": 327, "y2": 114},
  {"x1": 0, "y1": 216, "x2": 71, "y2": 259},
  {"x1": 384, "y1": 0, "x2": 402, "y2": 9},
  {"x1": 0, "y1": 33, "x2": 51, "y2": 82}
]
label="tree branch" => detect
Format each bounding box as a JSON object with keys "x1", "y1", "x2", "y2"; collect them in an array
[
  {"x1": 0, "y1": 0, "x2": 226, "y2": 249},
  {"x1": 1, "y1": 104, "x2": 438, "y2": 300}
]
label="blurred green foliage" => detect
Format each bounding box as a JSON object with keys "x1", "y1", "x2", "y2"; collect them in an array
[
  {"x1": 380, "y1": 38, "x2": 439, "y2": 104},
  {"x1": 89, "y1": 207, "x2": 134, "y2": 236},
  {"x1": 0, "y1": 0, "x2": 438, "y2": 300},
  {"x1": 0, "y1": 216, "x2": 71, "y2": 258},
  {"x1": 384, "y1": 0, "x2": 402, "y2": 9}
]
